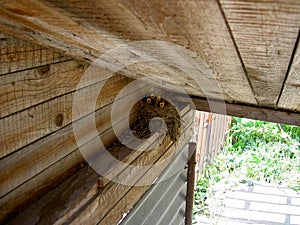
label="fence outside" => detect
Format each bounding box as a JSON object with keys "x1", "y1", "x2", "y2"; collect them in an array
[{"x1": 193, "y1": 111, "x2": 232, "y2": 180}]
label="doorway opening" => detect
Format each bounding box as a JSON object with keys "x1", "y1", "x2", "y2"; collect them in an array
[{"x1": 193, "y1": 116, "x2": 300, "y2": 225}]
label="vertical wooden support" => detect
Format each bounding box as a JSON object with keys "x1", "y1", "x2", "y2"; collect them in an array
[{"x1": 185, "y1": 142, "x2": 197, "y2": 225}]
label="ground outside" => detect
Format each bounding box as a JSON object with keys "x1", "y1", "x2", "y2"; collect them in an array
[{"x1": 195, "y1": 182, "x2": 300, "y2": 225}]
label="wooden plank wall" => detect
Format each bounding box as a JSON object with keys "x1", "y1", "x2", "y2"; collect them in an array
[
  {"x1": 193, "y1": 111, "x2": 231, "y2": 179},
  {"x1": 7, "y1": 103, "x2": 194, "y2": 225},
  {"x1": 0, "y1": 32, "x2": 149, "y2": 223},
  {"x1": 120, "y1": 145, "x2": 188, "y2": 225}
]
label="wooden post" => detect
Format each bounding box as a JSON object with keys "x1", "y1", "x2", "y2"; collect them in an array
[{"x1": 185, "y1": 142, "x2": 197, "y2": 225}]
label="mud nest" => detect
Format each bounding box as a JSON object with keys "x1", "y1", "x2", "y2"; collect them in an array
[{"x1": 130, "y1": 96, "x2": 181, "y2": 141}]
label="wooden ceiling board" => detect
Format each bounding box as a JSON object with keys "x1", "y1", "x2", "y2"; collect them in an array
[
  {"x1": 278, "y1": 37, "x2": 300, "y2": 111},
  {"x1": 220, "y1": 0, "x2": 300, "y2": 106},
  {"x1": 0, "y1": 0, "x2": 256, "y2": 105}
]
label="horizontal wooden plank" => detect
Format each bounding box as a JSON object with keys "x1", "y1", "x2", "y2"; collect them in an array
[
  {"x1": 191, "y1": 96, "x2": 300, "y2": 126},
  {"x1": 0, "y1": 32, "x2": 69, "y2": 75},
  {"x1": 7, "y1": 123, "x2": 191, "y2": 225},
  {"x1": 7, "y1": 106, "x2": 190, "y2": 224},
  {"x1": 0, "y1": 150, "x2": 85, "y2": 223},
  {"x1": 278, "y1": 38, "x2": 300, "y2": 111},
  {"x1": 79, "y1": 109, "x2": 192, "y2": 225},
  {"x1": 120, "y1": 147, "x2": 188, "y2": 225},
  {"x1": 0, "y1": 105, "x2": 140, "y2": 223},
  {"x1": 0, "y1": 74, "x2": 134, "y2": 158},
  {"x1": 220, "y1": 0, "x2": 300, "y2": 106},
  {"x1": 0, "y1": 59, "x2": 88, "y2": 118},
  {"x1": 97, "y1": 103, "x2": 192, "y2": 182},
  {"x1": 91, "y1": 130, "x2": 189, "y2": 225},
  {"x1": 69, "y1": 121, "x2": 192, "y2": 225},
  {"x1": 0, "y1": 83, "x2": 147, "y2": 198}
]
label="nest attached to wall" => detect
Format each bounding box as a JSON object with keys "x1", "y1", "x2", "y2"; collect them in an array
[{"x1": 130, "y1": 96, "x2": 181, "y2": 141}]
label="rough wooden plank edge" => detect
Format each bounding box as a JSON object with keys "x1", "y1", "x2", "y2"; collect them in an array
[
  {"x1": 99, "y1": 127, "x2": 192, "y2": 225},
  {"x1": 6, "y1": 104, "x2": 190, "y2": 224},
  {"x1": 0, "y1": 74, "x2": 136, "y2": 158},
  {"x1": 119, "y1": 143, "x2": 189, "y2": 225},
  {"x1": 0, "y1": 109, "x2": 138, "y2": 224},
  {"x1": 0, "y1": 85, "x2": 149, "y2": 198},
  {"x1": 0, "y1": 150, "x2": 85, "y2": 224},
  {"x1": 95, "y1": 103, "x2": 192, "y2": 182},
  {"x1": 68, "y1": 112, "x2": 193, "y2": 225},
  {"x1": 72, "y1": 121, "x2": 192, "y2": 225},
  {"x1": 0, "y1": 31, "x2": 71, "y2": 76},
  {"x1": 0, "y1": 59, "x2": 88, "y2": 119},
  {"x1": 276, "y1": 30, "x2": 300, "y2": 106},
  {"x1": 191, "y1": 97, "x2": 300, "y2": 126}
]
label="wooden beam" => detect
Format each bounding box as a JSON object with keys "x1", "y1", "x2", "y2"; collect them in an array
[
  {"x1": 60, "y1": 0, "x2": 257, "y2": 104},
  {"x1": 192, "y1": 97, "x2": 300, "y2": 126},
  {"x1": 0, "y1": 0, "x2": 257, "y2": 106},
  {"x1": 0, "y1": 32, "x2": 70, "y2": 75},
  {"x1": 220, "y1": 0, "x2": 300, "y2": 106},
  {"x1": 278, "y1": 36, "x2": 300, "y2": 111},
  {"x1": 69, "y1": 127, "x2": 192, "y2": 225},
  {"x1": 185, "y1": 142, "x2": 196, "y2": 225},
  {"x1": 0, "y1": 0, "x2": 118, "y2": 61}
]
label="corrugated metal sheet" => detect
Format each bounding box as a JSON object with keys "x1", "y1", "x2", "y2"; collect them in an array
[{"x1": 120, "y1": 144, "x2": 188, "y2": 225}]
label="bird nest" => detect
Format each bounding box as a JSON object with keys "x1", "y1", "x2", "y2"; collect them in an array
[{"x1": 130, "y1": 95, "x2": 181, "y2": 142}]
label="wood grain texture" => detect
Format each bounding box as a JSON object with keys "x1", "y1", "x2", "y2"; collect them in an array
[
  {"x1": 0, "y1": 74, "x2": 134, "y2": 158},
  {"x1": 68, "y1": 121, "x2": 192, "y2": 225},
  {"x1": 0, "y1": 32, "x2": 69, "y2": 75},
  {"x1": 0, "y1": 150, "x2": 85, "y2": 223},
  {"x1": 0, "y1": 106, "x2": 140, "y2": 223},
  {"x1": 192, "y1": 97, "x2": 300, "y2": 126},
  {"x1": 0, "y1": 59, "x2": 88, "y2": 118},
  {"x1": 0, "y1": 83, "x2": 147, "y2": 198},
  {"x1": 220, "y1": 0, "x2": 300, "y2": 106},
  {"x1": 0, "y1": 0, "x2": 256, "y2": 106},
  {"x1": 278, "y1": 38, "x2": 300, "y2": 111},
  {"x1": 103, "y1": 172, "x2": 186, "y2": 225},
  {"x1": 0, "y1": 0, "x2": 118, "y2": 61},
  {"x1": 48, "y1": 0, "x2": 255, "y2": 104},
  {"x1": 120, "y1": 145, "x2": 188, "y2": 225},
  {"x1": 7, "y1": 115, "x2": 193, "y2": 225}
]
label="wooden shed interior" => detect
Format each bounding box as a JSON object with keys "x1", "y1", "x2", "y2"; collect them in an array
[{"x1": 0, "y1": 0, "x2": 299, "y2": 224}]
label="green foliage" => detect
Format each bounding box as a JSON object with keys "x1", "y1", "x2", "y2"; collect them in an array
[{"x1": 193, "y1": 117, "x2": 300, "y2": 222}]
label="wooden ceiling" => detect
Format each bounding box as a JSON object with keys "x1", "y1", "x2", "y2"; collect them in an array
[{"x1": 0, "y1": 0, "x2": 299, "y2": 125}]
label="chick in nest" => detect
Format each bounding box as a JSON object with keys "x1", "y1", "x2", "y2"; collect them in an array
[
  {"x1": 154, "y1": 95, "x2": 165, "y2": 108},
  {"x1": 159, "y1": 101, "x2": 165, "y2": 108},
  {"x1": 146, "y1": 92, "x2": 156, "y2": 105}
]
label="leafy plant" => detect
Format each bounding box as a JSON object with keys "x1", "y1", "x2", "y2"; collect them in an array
[{"x1": 193, "y1": 117, "x2": 300, "y2": 223}]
